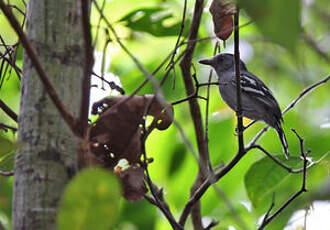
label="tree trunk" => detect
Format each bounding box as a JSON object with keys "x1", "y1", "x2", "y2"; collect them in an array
[{"x1": 12, "y1": 1, "x2": 84, "y2": 229}]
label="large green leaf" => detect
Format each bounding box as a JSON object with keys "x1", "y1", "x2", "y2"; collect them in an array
[
  {"x1": 119, "y1": 7, "x2": 189, "y2": 37},
  {"x1": 57, "y1": 168, "x2": 121, "y2": 230},
  {"x1": 244, "y1": 155, "x2": 302, "y2": 208},
  {"x1": 239, "y1": 0, "x2": 301, "y2": 52}
]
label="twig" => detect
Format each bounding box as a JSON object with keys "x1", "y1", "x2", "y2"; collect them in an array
[
  {"x1": 166, "y1": 0, "x2": 187, "y2": 69},
  {"x1": 141, "y1": 119, "x2": 183, "y2": 230},
  {"x1": 247, "y1": 145, "x2": 321, "y2": 174},
  {"x1": 0, "y1": 123, "x2": 17, "y2": 132},
  {"x1": 234, "y1": 8, "x2": 244, "y2": 152},
  {"x1": 204, "y1": 42, "x2": 220, "y2": 175},
  {"x1": 198, "y1": 82, "x2": 219, "y2": 87},
  {"x1": 79, "y1": 0, "x2": 94, "y2": 132},
  {"x1": 0, "y1": 170, "x2": 14, "y2": 176},
  {"x1": 282, "y1": 75, "x2": 330, "y2": 114},
  {"x1": 166, "y1": 0, "x2": 187, "y2": 88},
  {"x1": 144, "y1": 194, "x2": 158, "y2": 207},
  {"x1": 0, "y1": 52, "x2": 22, "y2": 78},
  {"x1": 0, "y1": 0, "x2": 81, "y2": 137},
  {"x1": 0, "y1": 99, "x2": 18, "y2": 122},
  {"x1": 205, "y1": 220, "x2": 219, "y2": 230},
  {"x1": 91, "y1": 72, "x2": 125, "y2": 95},
  {"x1": 259, "y1": 193, "x2": 275, "y2": 226},
  {"x1": 178, "y1": 0, "x2": 207, "y2": 228},
  {"x1": 0, "y1": 35, "x2": 22, "y2": 79},
  {"x1": 92, "y1": 0, "x2": 106, "y2": 47},
  {"x1": 0, "y1": 57, "x2": 9, "y2": 90},
  {"x1": 171, "y1": 82, "x2": 203, "y2": 105},
  {"x1": 100, "y1": 37, "x2": 110, "y2": 90},
  {"x1": 258, "y1": 129, "x2": 309, "y2": 229},
  {"x1": 7, "y1": 4, "x2": 25, "y2": 16}
]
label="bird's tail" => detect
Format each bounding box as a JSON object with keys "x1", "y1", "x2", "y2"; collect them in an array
[{"x1": 275, "y1": 122, "x2": 289, "y2": 159}]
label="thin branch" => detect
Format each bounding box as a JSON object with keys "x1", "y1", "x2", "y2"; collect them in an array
[
  {"x1": 0, "y1": 52, "x2": 22, "y2": 78},
  {"x1": 282, "y1": 75, "x2": 330, "y2": 115},
  {"x1": 141, "y1": 119, "x2": 183, "y2": 230},
  {"x1": 91, "y1": 72, "x2": 125, "y2": 95},
  {"x1": 0, "y1": 35, "x2": 22, "y2": 79},
  {"x1": 248, "y1": 144, "x2": 324, "y2": 173},
  {"x1": 205, "y1": 220, "x2": 219, "y2": 230},
  {"x1": 79, "y1": 0, "x2": 94, "y2": 132},
  {"x1": 234, "y1": 8, "x2": 244, "y2": 152},
  {"x1": 7, "y1": 4, "x2": 25, "y2": 16},
  {"x1": 0, "y1": 170, "x2": 14, "y2": 176},
  {"x1": 92, "y1": 0, "x2": 106, "y2": 47},
  {"x1": 0, "y1": 123, "x2": 17, "y2": 132},
  {"x1": 258, "y1": 129, "x2": 309, "y2": 229},
  {"x1": 167, "y1": 0, "x2": 187, "y2": 69},
  {"x1": 204, "y1": 42, "x2": 220, "y2": 174},
  {"x1": 0, "y1": 0, "x2": 81, "y2": 137},
  {"x1": 0, "y1": 99, "x2": 18, "y2": 122},
  {"x1": 171, "y1": 82, "x2": 202, "y2": 105},
  {"x1": 178, "y1": 0, "x2": 207, "y2": 228},
  {"x1": 100, "y1": 37, "x2": 111, "y2": 90},
  {"x1": 165, "y1": 0, "x2": 187, "y2": 88},
  {"x1": 260, "y1": 193, "x2": 275, "y2": 226}
]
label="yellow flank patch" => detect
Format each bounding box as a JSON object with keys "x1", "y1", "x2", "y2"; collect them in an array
[{"x1": 243, "y1": 117, "x2": 252, "y2": 125}]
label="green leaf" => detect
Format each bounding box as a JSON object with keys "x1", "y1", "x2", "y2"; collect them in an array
[
  {"x1": 119, "y1": 7, "x2": 189, "y2": 37},
  {"x1": 57, "y1": 168, "x2": 121, "y2": 230},
  {"x1": 239, "y1": 0, "x2": 301, "y2": 52},
  {"x1": 0, "y1": 136, "x2": 17, "y2": 156},
  {"x1": 244, "y1": 155, "x2": 301, "y2": 208}
]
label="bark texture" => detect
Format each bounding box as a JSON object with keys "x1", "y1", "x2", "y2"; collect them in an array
[{"x1": 12, "y1": 1, "x2": 84, "y2": 229}]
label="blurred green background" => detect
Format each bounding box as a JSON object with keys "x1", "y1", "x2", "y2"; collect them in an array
[{"x1": 0, "y1": 0, "x2": 329, "y2": 229}]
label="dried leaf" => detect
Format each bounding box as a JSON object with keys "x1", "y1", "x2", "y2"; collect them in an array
[
  {"x1": 116, "y1": 166, "x2": 147, "y2": 201},
  {"x1": 90, "y1": 95, "x2": 173, "y2": 166},
  {"x1": 209, "y1": 0, "x2": 236, "y2": 41},
  {"x1": 86, "y1": 95, "x2": 173, "y2": 201}
]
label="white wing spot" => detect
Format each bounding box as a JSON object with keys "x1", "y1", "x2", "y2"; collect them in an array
[
  {"x1": 241, "y1": 75, "x2": 257, "y2": 86},
  {"x1": 261, "y1": 86, "x2": 274, "y2": 96},
  {"x1": 241, "y1": 86, "x2": 265, "y2": 95}
]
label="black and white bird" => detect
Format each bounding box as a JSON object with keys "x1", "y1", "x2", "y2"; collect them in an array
[{"x1": 199, "y1": 53, "x2": 289, "y2": 159}]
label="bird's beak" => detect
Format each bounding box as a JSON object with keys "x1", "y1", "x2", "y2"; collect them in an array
[{"x1": 198, "y1": 58, "x2": 213, "y2": 66}]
